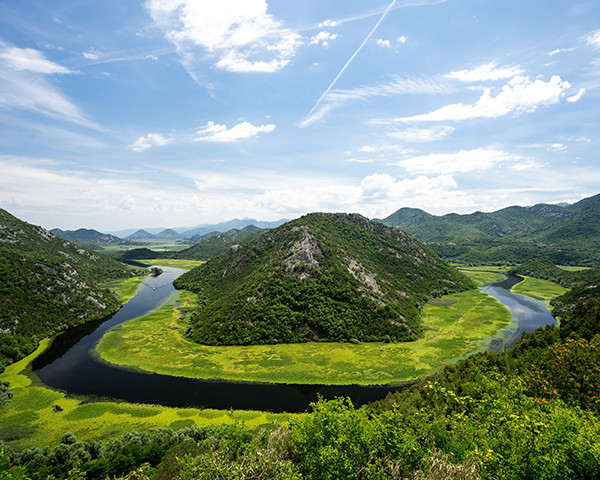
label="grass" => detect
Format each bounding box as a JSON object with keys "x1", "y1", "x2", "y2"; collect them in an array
[
  {"x1": 103, "y1": 276, "x2": 146, "y2": 303},
  {"x1": 96, "y1": 283, "x2": 512, "y2": 386},
  {"x1": 556, "y1": 265, "x2": 591, "y2": 272},
  {"x1": 510, "y1": 276, "x2": 568, "y2": 304},
  {"x1": 0, "y1": 339, "x2": 296, "y2": 449},
  {"x1": 459, "y1": 268, "x2": 506, "y2": 287},
  {"x1": 137, "y1": 259, "x2": 205, "y2": 270}
]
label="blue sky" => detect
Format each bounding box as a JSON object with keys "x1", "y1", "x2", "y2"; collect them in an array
[{"x1": 0, "y1": 0, "x2": 599, "y2": 231}]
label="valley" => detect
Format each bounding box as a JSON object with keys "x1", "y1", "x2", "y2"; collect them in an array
[{"x1": 0, "y1": 196, "x2": 599, "y2": 479}]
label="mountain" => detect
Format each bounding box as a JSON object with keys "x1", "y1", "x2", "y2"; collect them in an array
[
  {"x1": 182, "y1": 218, "x2": 287, "y2": 239},
  {"x1": 50, "y1": 228, "x2": 125, "y2": 246},
  {"x1": 174, "y1": 212, "x2": 475, "y2": 346},
  {"x1": 153, "y1": 228, "x2": 184, "y2": 241},
  {"x1": 379, "y1": 193, "x2": 600, "y2": 265},
  {"x1": 0, "y1": 208, "x2": 138, "y2": 365},
  {"x1": 126, "y1": 229, "x2": 155, "y2": 241},
  {"x1": 173, "y1": 226, "x2": 263, "y2": 261}
]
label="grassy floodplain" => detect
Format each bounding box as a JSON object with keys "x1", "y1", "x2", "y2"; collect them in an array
[
  {"x1": 96, "y1": 273, "x2": 513, "y2": 385},
  {"x1": 0, "y1": 338, "x2": 295, "y2": 449},
  {"x1": 458, "y1": 266, "x2": 507, "y2": 286},
  {"x1": 103, "y1": 276, "x2": 146, "y2": 304},
  {"x1": 137, "y1": 258, "x2": 205, "y2": 270},
  {"x1": 509, "y1": 276, "x2": 568, "y2": 304}
]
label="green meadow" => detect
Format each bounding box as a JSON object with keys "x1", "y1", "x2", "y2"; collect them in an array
[
  {"x1": 103, "y1": 276, "x2": 146, "y2": 303},
  {"x1": 96, "y1": 277, "x2": 513, "y2": 385},
  {"x1": 0, "y1": 340, "x2": 295, "y2": 448},
  {"x1": 139, "y1": 259, "x2": 206, "y2": 270},
  {"x1": 458, "y1": 267, "x2": 507, "y2": 286},
  {"x1": 510, "y1": 276, "x2": 568, "y2": 304}
]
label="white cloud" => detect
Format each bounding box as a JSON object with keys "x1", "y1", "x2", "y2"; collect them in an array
[
  {"x1": 310, "y1": 31, "x2": 338, "y2": 47},
  {"x1": 387, "y1": 126, "x2": 455, "y2": 142},
  {"x1": 195, "y1": 121, "x2": 275, "y2": 142},
  {"x1": 145, "y1": 0, "x2": 301, "y2": 74},
  {"x1": 0, "y1": 42, "x2": 96, "y2": 128},
  {"x1": 395, "y1": 75, "x2": 571, "y2": 123},
  {"x1": 83, "y1": 51, "x2": 101, "y2": 60},
  {"x1": 376, "y1": 38, "x2": 391, "y2": 48},
  {"x1": 318, "y1": 19, "x2": 338, "y2": 28},
  {"x1": 549, "y1": 47, "x2": 575, "y2": 56},
  {"x1": 395, "y1": 148, "x2": 518, "y2": 174},
  {"x1": 0, "y1": 43, "x2": 73, "y2": 74},
  {"x1": 445, "y1": 62, "x2": 524, "y2": 82},
  {"x1": 567, "y1": 87, "x2": 585, "y2": 103},
  {"x1": 128, "y1": 133, "x2": 173, "y2": 152},
  {"x1": 397, "y1": 35, "x2": 408, "y2": 44},
  {"x1": 586, "y1": 30, "x2": 600, "y2": 49},
  {"x1": 301, "y1": 76, "x2": 453, "y2": 126}
]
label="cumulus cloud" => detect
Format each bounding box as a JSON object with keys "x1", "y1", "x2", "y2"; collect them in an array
[
  {"x1": 145, "y1": 0, "x2": 301, "y2": 74},
  {"x1": 195, "y1": 121, "x2": 275, "y2": 142},
  {"x1": 310, "y1": 31, "x2": 338, "y2": 47},
  {"x1": 395, "y1": 75, "x2": 571, "y2": 123},
  {"x1": 387, "y1": 126, "x2": 455, "y2": 142},
  {"x1": 318, "y1": 19, "x2": 338, "y2": 28},
  {"x1": 445, "y1": 62, "x2": 524, "y2": 82},
  {"x1": 128, "y1": 133, "x2": 173, "y2": 152},
  {"x1": 395, "y1": 148, "x2": 518, "y2": 175},
  {"x1": 376, "y1": 39, "x2": 391, "y2": 48},
  {"x1": 397, "y1": 35, "x2": 408, "y2": 44},
  {"x1": 0, "y1": 42, "x2": 96, "y2": 128}
]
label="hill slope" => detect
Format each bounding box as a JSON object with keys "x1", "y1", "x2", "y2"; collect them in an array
[
  {"x1": 379, "y1": 193, "x2": 600, "y2": 265},
  {"x1": 174, "y1": 212, "x2": 475, "y2": 346},
  {"x1": 0, "y1": 209, "x2": 137, "y2": 364},
  {"x1": 50, "y1": 228, "x2": 125, "y2": 247}
]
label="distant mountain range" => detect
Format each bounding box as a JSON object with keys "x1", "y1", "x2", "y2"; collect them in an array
[
  {"x1": 50, "y1": 228, "x2": 128, "y2": 246},
  {"x1": 108, "y1": 218, "x2": 287, "y2": 239},
  {"x1": 378, "y1": 193, "x2": 600, "y2": 266}
]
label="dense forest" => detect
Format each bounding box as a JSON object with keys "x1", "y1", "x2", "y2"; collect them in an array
[
  {"x1": 0, "y1": 209, "x2": 139, "y2": 367},
  {"x1": 174, "y1": 212, "x2": 475, "y2": 346}
]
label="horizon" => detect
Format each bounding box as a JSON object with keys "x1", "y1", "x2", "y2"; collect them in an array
[{"x1": 1, "y1": 1, "x2": 599, "y2": 231}]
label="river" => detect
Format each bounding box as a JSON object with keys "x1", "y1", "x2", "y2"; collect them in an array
[{"x1": 33, "y1": 268, "x2": 556, "y2": 413}]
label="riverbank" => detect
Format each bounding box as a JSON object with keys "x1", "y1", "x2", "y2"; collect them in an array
[
  {"x1": 96, "y1": 275, "x2": 512, "y2": 385},
  {"x1": 0, "y1": 339, "x2": 296, "y2": 448}
]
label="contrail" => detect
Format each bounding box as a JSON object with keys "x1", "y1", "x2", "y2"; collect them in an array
[{"x1": 306, "y1": 0, "x2": 397, "y2": 119}]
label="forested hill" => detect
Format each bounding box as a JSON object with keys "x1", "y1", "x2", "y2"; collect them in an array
[
  {"x1": 174, "y1": 212, "x2": 475, "y2": 346},
  {"x1": 379, "y1": 193, "x2": 600, "y2": 265},
  {"x1": 50, "y1": 227, "x2": 126, "y2": 247},
  {"x1": 0, "y1": 208, "x2": 137, "y2": 365}
]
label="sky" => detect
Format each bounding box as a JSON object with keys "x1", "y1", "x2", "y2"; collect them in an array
[{"x1": 0, "y1": 0, "x2": 599, "y2": 232}]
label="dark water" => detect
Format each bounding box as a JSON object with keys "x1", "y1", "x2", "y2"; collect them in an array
[{"x1": 33, "y1": 269, "x2": 555, "y2": 413}]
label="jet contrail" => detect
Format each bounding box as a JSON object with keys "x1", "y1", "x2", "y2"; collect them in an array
[{"x1": 306, "y1": 0, "x2": 397, "y2": 119}]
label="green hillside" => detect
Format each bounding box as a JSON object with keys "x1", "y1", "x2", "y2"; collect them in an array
[
  {"x1": 174, "y1": 212, "x2": 475, "y2": 346},
  {"x1": 172, "y1": 225, "x2": 262, "y2": 260},
  {"x1": 379, "y1": 193, "x2": 600, "y2": 265},
  {"x1": 0, "y1": 208, "x2": 138, "y2": 365}
]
